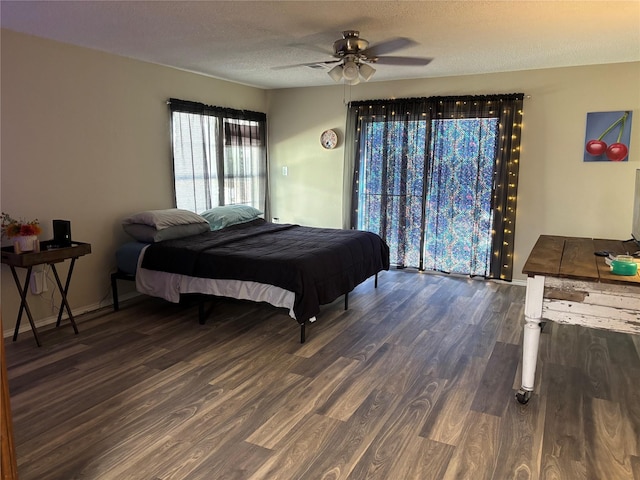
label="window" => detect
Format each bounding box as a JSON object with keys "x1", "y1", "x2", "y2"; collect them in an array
[
  {"x1": 169, "y1": 98, "x2": 267, "y2": 215},
  {"x1": 356, "y1": 118, "x2": 428, "y2": 268},
  {"x1": 423, "y1": 117, "x2": 498, "y2": 276},
  {"x1": 347, "y1": 95, "x2": 523, "y2": 280}
]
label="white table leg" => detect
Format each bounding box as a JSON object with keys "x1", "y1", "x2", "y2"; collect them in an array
[{"x1": 516, "y1": 274, "x2": 545, "y2": 404}]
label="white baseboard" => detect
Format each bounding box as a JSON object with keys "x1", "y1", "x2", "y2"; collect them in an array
[
  {"x1": 3, "y1": 276, "x2": 527, "y2": 339},
  {"x1": 3, "y1": 291, "x2": 141, "y2": 339},
  {"x1": 494, "y1": 278, "x2": 527, "y2": 287}
]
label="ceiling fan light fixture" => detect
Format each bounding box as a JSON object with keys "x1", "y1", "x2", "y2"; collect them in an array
[
  {"x1": 358, "y1": 63, "x2": 376, "y2": 81},
  {"x1": 347, "y1": 76, "x2": 360, "y2": 86},
  {"x1": 327, "y1": 64, "x2": 344, "y2": 82},
  {"x1": 342, "y1": 61, "x2": 359, "y2": 81}
]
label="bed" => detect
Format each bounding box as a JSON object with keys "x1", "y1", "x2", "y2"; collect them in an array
[{"x1": 112, "y1": 208, "x2": 390, "y2": 342}]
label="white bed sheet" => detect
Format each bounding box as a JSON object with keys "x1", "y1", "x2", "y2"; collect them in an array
[{"x1": 135, "y1": 245, "x2": 305, "y2": 321}]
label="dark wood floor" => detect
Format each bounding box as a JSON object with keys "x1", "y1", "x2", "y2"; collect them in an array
[{"x1": 4, "y1": 270, "x2": 640, "y2": 480}]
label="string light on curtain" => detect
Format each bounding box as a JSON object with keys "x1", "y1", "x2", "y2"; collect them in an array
[{"x1": 345, "y1": 94, "x2": 525, "y2": 281}]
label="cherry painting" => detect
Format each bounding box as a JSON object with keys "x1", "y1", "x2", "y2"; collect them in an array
[{"x1": 584, "y1": 110, "x2": 633, "y2": 162}]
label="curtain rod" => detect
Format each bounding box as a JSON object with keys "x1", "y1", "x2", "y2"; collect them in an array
[{"x1": 167, "y1": 94, "x2": 532, "y2": 106}]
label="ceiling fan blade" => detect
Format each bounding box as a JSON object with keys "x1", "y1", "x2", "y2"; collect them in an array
[
  {"x1": 374, "y1": 56, "x2": 433, "y2": 66},
  {"x1": 271, "y1": 60, "x2": 341, "y2": 71},
  {"x1": 360, "y1": 37, "x2": 418, "y2": 57},
  {"x1": 286, "y1": 43, "x2": 334, "y2": 57}
]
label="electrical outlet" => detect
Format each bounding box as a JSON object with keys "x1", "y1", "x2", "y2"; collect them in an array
[{"x1": 30, "y1": 268, "x2": 47, "y2": 295}]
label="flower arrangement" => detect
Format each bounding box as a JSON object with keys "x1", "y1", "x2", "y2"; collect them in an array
[{"x1": 1, "y1": 212, "x2": 43, "y2": 238}]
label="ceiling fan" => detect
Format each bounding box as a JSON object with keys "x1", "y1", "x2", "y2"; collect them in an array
[{"x1": 321, "y1": 30, "x2": 433, "y2": 85}]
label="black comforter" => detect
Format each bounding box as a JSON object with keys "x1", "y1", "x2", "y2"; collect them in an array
[{"x1": 141, "y1": 219, "x2": 390, "y2": 323}]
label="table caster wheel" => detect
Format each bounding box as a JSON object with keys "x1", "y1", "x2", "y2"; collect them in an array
[{"x1": 515, "y1": 389, "x2": 532, "y2": 404}]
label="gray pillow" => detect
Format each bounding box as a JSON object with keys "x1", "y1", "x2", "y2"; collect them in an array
[
  {"x1": 122, "y1": 208, "x2": 209, "y2": 242},
  {"x1": 122, "y1": 208, "x2": 208, "y2": 229},
  {"x1": 123, "y1": 222, "x2": 209, "y2": 243}
]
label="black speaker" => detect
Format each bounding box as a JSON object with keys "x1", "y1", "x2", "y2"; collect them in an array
[{"x1": 53, "y1": 219, "x2": 72, "y2": 247}]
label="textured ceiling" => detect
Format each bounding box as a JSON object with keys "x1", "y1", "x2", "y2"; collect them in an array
[{"x1": 1, "y1": 1, "x2": 639, "y2": 89}]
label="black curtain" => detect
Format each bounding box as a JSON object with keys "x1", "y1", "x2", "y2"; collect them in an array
[{"x1": 345, "y1": 94, "x2": 524, "y2": 280}]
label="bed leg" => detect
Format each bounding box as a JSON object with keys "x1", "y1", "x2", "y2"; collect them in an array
[
  {"x1": 300, "y1": 322, "x2": 306, "y2": 343},
  {"x1": 197, "y1": 297, "x2": 216, "y2": 325},
  {"x1": 199, "y1": 300, "x2": 206, "y2": 325},
  {"x1": 375, "y1": 272, "x2": 378, "y2": 288},
  {"x1": 111, "y1": 273, "x2": 119, "y2": 312},
  {"x1": 344, "y1": 292, "x2": 349, "y2": 310}
]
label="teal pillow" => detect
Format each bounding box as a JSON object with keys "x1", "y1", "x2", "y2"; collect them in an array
[{"x1": 200, "y1": 205, "x2": 263, "y2": 231}]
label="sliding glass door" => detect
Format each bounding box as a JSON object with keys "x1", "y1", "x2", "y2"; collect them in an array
[{"x1": 348, "y1": 94, "x2": 523, "y2": 280}]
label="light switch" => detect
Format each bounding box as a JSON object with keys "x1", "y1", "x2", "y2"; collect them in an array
[{"x1": 282, "y1": 166, "x2": 288, "y2": 176}]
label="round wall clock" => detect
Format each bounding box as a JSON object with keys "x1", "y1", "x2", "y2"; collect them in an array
[{"x1": 320, "y1": 129, "x2": 338, "y2": 149}]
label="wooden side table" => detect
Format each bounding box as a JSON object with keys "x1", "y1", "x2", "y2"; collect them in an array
[
  {"x1": 517, "y1": 235, "x2": 640, "y2": 404},
  {"x1": 1, "y1": 241, "x2": 91, "y2": 346}
]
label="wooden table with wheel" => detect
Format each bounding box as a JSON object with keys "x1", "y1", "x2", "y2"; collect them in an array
[
  {"x1": 516, "y1": 235, "x2": 640, "y2": 404},
  {"x1": 1, "y1": 241, "x2": 91, "y2": 347}
]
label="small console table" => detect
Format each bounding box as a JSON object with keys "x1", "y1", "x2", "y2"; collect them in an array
[
  {"x1": 517, "y1": 235, "x2": 640, "y2": 404},
  {"x1": 1, "y1": 241, "x2": 91, "y2": 346}
]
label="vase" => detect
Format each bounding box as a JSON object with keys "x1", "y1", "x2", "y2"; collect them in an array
[{"x1": 14, "y1": 235, "x2": 39, "y2": 253}]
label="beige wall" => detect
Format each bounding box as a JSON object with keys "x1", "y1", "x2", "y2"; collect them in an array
[
  {"x1": 2, "y1": 27, "x2": 639, "y2": 337},
  {"x1": 1, "y1": 29, "x2": 267, "y2": 335},
  {"x1": 267, "y1": 62, "x2": 640, "y2": 281}
]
